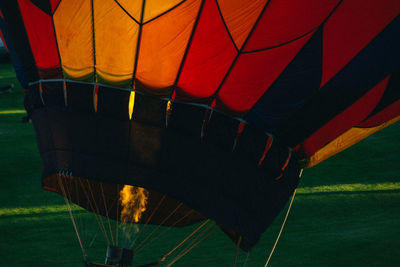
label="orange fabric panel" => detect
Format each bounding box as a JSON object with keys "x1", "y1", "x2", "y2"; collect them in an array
[
  {"x1": 115, "y1": 0, "x2": 143, "y2": 23},
  {"x1": 54, "y1": 0, "x2": 94, "y2": 80},
  {"x1": 307, "y1": 116, "x2": 400, "y2": 168},
  {"x1": 136, "y1": 0, "x2": 201, "y2": 89},
  {"x1": 94, "y1": 0, "x2": 139, "y2": 86},
  {"x1": 218, "y1": 0, "x2": 267, "y2": 50},
  {"x1": 144, "y1": 0, "x2": 185, "y2": 23}
]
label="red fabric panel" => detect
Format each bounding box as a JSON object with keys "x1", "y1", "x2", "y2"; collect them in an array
[
  {"x1": 18, "y1": 0, "x2": 60, "y2": 70},
  {"x1": 0, "y1": 10, "x2": 6, "y2": 51},
  {"x1": 216, "y1": 31, "x2": 313, "y2": 112},
  {"x1": 321, "y1": 0, "x2": 400, "y2": 86},
  {"x1": 0, "y1": 31, "x2": 8, "y2": 52},
  {"x1": 176, "y1": 0, "x2": 236, "y2": 99},
  {"x1": 357, "y1": 99, "x2": 400, "y2": 128},
  {"x1": 50, "y1": 0, "x2": 61, "y2": 13},
  {"x1": 298, "y1": 76, "x2": 390, "y2": 157},
  {"x1": 244, "y1": 0, "x2": 339, "y2": 51}
]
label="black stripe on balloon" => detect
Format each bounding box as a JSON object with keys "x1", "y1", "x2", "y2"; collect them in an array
[
  {"x1": 245, "y1": 27, "x2": 323, "y2": 133},
  {"x1": 50, "y1": 1, "x2": 64, "y2": 80},
  {"x1": 0, "y1": 1, "x2": 39, "y2": 83},
  {"x1": 29, "y1": 0, "x2": 52, "y2": 16},
  {"x1": 215, "y1": 0, "x2": 238, "y2": 52},
  {"x1": 363, "y1": 69, "x2": 400, "y2": 120},
  {"x1": 173, "y1": 0, "x2": 206, "y2": 93},
  {"x1": 276, "y1": 15, "x2": 400, "y2": 147}
]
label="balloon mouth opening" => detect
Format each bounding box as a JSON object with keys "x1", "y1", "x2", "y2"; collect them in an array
[
  {"x1": 42, "y1": 172, "x2": 254, "y2": 252},
  {"x1": 42, "y1": 173, "x2": 208, "y2": 228}
]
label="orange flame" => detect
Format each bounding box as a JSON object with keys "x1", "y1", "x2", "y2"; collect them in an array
[{"x1": 119, "y1": 185, "x2": 148, "y2": 224}]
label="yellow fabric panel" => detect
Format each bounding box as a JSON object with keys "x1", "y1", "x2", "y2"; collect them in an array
[
  {"x1": 307, "y1": 116, "x2": 400, "y2": 168},
  {"x1": 114, "y1": 0, "x2": 143, "y2": 23},
  {"x1": 94, "y1": 0, "x2": 139, "y2": 86},
  {"x1": 54, "y1": 0, "x2": 94, "y2": 80},
  {"x1": 144, "y1": 0, "x2": 185, "y2": 23},
  {"x1": 218, "y1": 0, "x2": 267, "y2": 49},
  {"x1": 136, "y1": 0, "x2": 201, "y2": 89}
]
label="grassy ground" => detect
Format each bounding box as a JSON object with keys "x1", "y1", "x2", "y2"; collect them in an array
[{"x1": 0, "y1": 61, "x2": 399, "y2": 267}]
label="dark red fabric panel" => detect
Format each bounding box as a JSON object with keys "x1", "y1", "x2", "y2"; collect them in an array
[
  {"x1": 298, "y1": 76, "x2": 390, "y2": 157},
  {"x1": 18, "y1": 0, "x2": 60, "y2": 71},
  {"x1": 357, "y1": 99, "x2": 400, "y2": 128},
  {"x1": 176, "y1": 0, "x2": 236, "y2": 99},
  {"x1": 0, "y1": 10, "x2": 6, "y2": 51},
  {"x1": 216, "y1": 32, "x2": 313, "y2": 113},
  {"x1": 50, "y1": 0, "x2": 60, "y2": 13},
  {"x1": 244, "y1": 0, "x2": 339, "y2": 51},
  {"x1": 0, "y1": 31, "x2": 7, "y2": 52},
  {"x1": 321, "y1": 0, "x2": 400, "y2": 86}
]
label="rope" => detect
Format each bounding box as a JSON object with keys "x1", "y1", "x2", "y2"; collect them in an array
[
  {"x1": 243, "y1": 252, "x2": 250, "y2": 267},
  {"x1": 99, "y1": 183, "x2": 115, "y2": 247},
  {"x1": 264, "y1": 189, "x2": 298, "y2": 267},
  {"x1": 128, "y1": 195, "x2": 167, "y2": 248},
  {"x1": 171, "y1": 222, "x2": 216, "y2": 261},
  {"x1": 87, "y1": 179, "x2": 113, "y2": 245},
  {"x1": 160, "y1": 219, "x2": 210, "y2": 262},
  {"x1": 116, "y1": 184, "x2": 120, "y2": 246},
  {"x1": 166, "y1": 225, "x2": 217, "y2": 267},
  {"x1": 264, "y1": 168, "x2": 303, "y2": 266},
  {"x1": 133, "y1": 208, "x2": 195, "y2": 252},
  {"x1": 79, "y1": 178, "x2": 111, "y2": 245},
  {"x1": 57, "y1": 174, "x2": 87, "y2": 260},
  {"x1": 233, "y1": 236, "x2": 242, "y2": 267},
  {"x1": 133, "y1": 203, "x2": 184, "y2": 251}
]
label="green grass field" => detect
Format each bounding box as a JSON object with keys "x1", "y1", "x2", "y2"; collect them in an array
[{"x1": 1, "y1": 61, "x2": 399, "y2": 267}]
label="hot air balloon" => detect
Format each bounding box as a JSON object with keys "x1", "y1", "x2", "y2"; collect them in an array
[{"x1": 1, "y1": 0, "x2": 399, "y2": 266}]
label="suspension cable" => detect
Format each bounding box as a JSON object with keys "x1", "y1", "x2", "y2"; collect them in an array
[
  {"x1": 133, "y1": 203, "x2": 184, "y2": 251},
  {"x1": 128, "y1": 195, "x2": 167, "y2": 248},
  {"x1": 169, "y1": 222, "x2": 216, "y2": 263},
  {"x1": 134, "y1": 208, "x2": 194, "y2": 253},
  {"x1": 233, "y1": 236, "x2": 242, "y2": 267},
  {"x1": 166, "y1": 224, "x2": 217, "y2": 267},
  {"x1": 79, "y1": 178, "x2": 111, "y2": 245},
  {"x1": 99, "y1": 183, "x2": 115, "y2": 246},
  {"x1": 160, "y1": 219, "x2": 210, "y2": 263},
  {"x1": 243, "y1": 252, "x2": 250, "y2": 267},
  {"x1": 116, "y1": 184, "x2": 120, "y2": 247},
  {"x1": 264, "y1": 168, "x2": 303, "y2": 266},
  {"x1": 57, "y1": 174, "x2": 87, "y2": 260},
  {"x1": 264, "y1": 189, "x2": 296, "y2": 267}
]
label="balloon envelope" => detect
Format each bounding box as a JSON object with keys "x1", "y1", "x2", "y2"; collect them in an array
[{"x1": 1, "y1": 0, "x2": 399, "y2": 251}]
